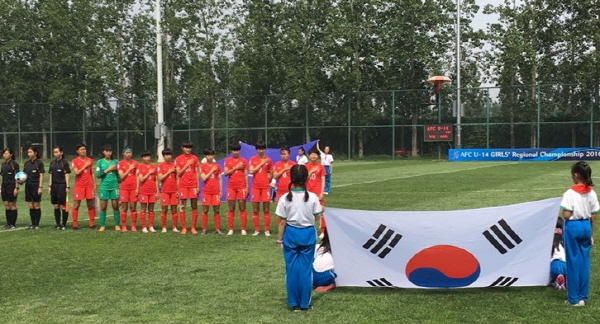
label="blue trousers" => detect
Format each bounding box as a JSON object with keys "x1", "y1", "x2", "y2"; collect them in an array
[
  {"x1": 283, "y1": 225, "x2": 316, "y2": 309},
  {"x1": 313, "y1": 269, "x2": 336, "y2": 287},
  {"x1": 550, "y1": 259, "x2": 566, "y2": 282},
  {"x1": 563, "y1": 219, "x2": 592, "y2": 304},
  {"x1": 324, "y1": 166, "x2": 331, "y2": 193}
]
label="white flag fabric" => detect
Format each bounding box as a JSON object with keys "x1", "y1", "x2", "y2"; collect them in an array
[{"x1": 326, "y1": 197, "x2": 560, "y2": 289}]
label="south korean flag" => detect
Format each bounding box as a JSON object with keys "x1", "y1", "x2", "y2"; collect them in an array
[{"x1": 326, "y1": 197, "x2": 560, "y2": 289}]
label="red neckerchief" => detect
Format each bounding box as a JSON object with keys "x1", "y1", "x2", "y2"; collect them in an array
[{"x1": 571, "y1": 184, "x2": 593, "y2": 194}]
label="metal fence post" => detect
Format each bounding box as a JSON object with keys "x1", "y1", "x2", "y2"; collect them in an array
[
  {"x1": 143, "y1": 100, "x2": 147, "y2": 151},
  {"x1": 225, "y1": 97, "x2": 229, "y2": 152},
  {"x1": 347, "y1": 94, "x2": 351, "y2": 160},
  {"x1": 264, "y1": 97, "x2": 268, "y2": 145},
  {"x1": 485, "y1": 89, "x2": 490, "y2": 148},
  {"x1": 536, "y1": 84, "x2": 541, "y2": 148},
  {"x1": 590, "y1": 91, "x2": 594, "y2": 148},
  {"x1": 392, "y1": 90, "x2": 396, "y2": 160},
  {"x1": 17, "y1": 103, "x2": 21, "y2": 161}
]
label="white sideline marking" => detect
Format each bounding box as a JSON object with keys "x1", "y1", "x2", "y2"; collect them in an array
[{"x1": 332, "y1": 163, "x2": 517, "y2": 188}]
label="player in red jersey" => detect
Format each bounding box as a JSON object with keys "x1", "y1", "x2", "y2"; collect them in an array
[
  {"x1": 223, "y1": 143, "x2": 249, "y2": 235},
  {"x1": 137, "y1": 151, "x2": 158, "y2": 233},
  {"x1": 175, "y1": 140, "x2": 200, "y2": 235},
  {"x1": 157, "y1": 148, "x2": 178, "y2": 233},
  {"x1": 249, "y1": 141, "x2": 273, "y2": 236},
  {"x1": 200, "y1": 149, "x2": 223, "y2": 234},
  {"x1": 118, "y1": 148, "x2": 139, "y2": 232},
  {"x1": 71, "y1": 143, "x2": 96, "y2": 229},
  {"x1": 273, "y1": 147, "x2": 296, "y2": 203},
  {"x1": 306, "y1": 149, "x2": 326, "y2": 234}
]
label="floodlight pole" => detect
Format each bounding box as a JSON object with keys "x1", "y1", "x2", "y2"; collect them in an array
[
  {"x1": 156, "y1": 0, "x2": 165, "y2": 162},
  {"x1": 456, "y1": 0, "x2": 462, "y2": 148}
]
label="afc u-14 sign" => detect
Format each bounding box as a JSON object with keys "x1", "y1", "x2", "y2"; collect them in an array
[
  {"x1": 325, "y1": 198, "x2": 559, "y2": 289},
  {"x1": 424, "y1": 124, "x2": 453, "y2": 142},
  {"x1": 449, "y1": 148, "x2": 600, "y2": 161}
]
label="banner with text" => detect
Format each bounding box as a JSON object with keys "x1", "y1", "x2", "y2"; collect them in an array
[{"x1": 448, "y1": 148, "x2": 600, "y2": 162}]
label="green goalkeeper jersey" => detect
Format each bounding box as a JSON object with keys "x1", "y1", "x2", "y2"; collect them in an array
[{"x1": 96, "y1": 158, "x2": 119, "y2": 190}]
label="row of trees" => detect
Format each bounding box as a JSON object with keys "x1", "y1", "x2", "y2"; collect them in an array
[{"x1": 0, "y1": 0, "x2": 598, "y2": 157}]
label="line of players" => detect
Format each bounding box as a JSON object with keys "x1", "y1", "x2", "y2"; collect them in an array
[{"x1": 1, "y1": 141, "x2": 327, "y2": 235}]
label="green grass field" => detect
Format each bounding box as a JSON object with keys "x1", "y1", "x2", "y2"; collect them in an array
[{"x1": 1, "y1": 160, "x2": 599, "y2": 324}]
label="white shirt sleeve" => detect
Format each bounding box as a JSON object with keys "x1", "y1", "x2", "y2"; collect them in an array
[
  {"x1": 275, "y1": 197, "x2": 287, "y2": 219},
  {"x1": 560, "y1": 190, "x2": 574, "y2": 211},
  {"x1": 591, "y1": 191, "x2": 600, "y2": 213}
]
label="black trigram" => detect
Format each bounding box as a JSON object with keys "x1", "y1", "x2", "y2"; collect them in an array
[
  {"x1": 489, "y1": 276, "x2": 519, "y2": 287},
  {"x1": 362, "y1": 224, "x2": 402, "y2": 258},
  {"x1": 367, "y1": 278, "x2": 394, "y2": 287},
  {"x1": 482, "y1": 219, "x2": 523, "y2": 254}
]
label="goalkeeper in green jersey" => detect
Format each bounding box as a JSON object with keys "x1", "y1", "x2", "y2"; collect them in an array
[{"x1": 96, "y1": 144, "x2": 120, "y2": 231}]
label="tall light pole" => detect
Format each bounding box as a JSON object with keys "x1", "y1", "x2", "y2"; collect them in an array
[
  {"x1": 155, "y1": 0, "x2": 165, "y2": 161},
  {"x1": 456, "y1": 0, "x2": 462, "y2": 148}
]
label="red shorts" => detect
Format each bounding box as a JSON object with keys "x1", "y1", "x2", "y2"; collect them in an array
[
  {"x1": 160, "y1": 192, "x2": 178, "y2": 206},
  {"x1": 73, "y1": 186, "x2": 94, "y2": 201},
  {"x1": 178, "y1": 187, "x2": 199, "y2": 200},
  {"x1": 226, "y1": 188, "x2": 247, "y2": 201},
  {"x1": 251, "y1": 187, "x2": 270, "y2": 203},
  {"x1": 138, "y1": 193, "x2": 156, "y2": 203},
  {"x1": 202, "y1": 193, "x2": 221, "y2": 206},
  {"x1": 119, "y1": 189, "x2": 137, "y2": 203}
]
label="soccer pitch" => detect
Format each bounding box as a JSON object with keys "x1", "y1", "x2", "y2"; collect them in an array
[{"x1": 0, "y1": 160, "x2": 598, "y2": 324}]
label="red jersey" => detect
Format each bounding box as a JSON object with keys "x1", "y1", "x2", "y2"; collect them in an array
[
  {"x1": 273, "y1": 160, "x2": 296, "y2": 193},
  {"x1": 249, "y1": 156, "x2": 273, "y2": 189},
  {"x1": 306, "y1": 162, "x2": 325, "y2": 195},
  {"x1": 224, "y1": 157, "x2": 248, "y2": 189},
  {"x1": 158, "y1": 161, "x2": 177, "y2": 193},
  {"x1": 138, "y1": 163, "x2": 158, "y2": 194},
  {"x1": 175, "y1": 154, "x2": 199, "y2": 188},
  {"x1": 201, "y1": 163, "x2": 222, "y2": 195},
  {"x1": 118, "y1": 159, "x2": 139, "y2": 190},
  {"x1": 72, "y1": 157, "x2": 94, "y2": 188}
]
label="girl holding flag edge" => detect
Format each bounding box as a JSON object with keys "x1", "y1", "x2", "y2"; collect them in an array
[{"x1": 560, "y1": 161, "x2": 599, "y2": 306}]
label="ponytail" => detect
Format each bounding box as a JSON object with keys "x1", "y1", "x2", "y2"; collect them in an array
[
  {"x1": 572, "y1": 161, "x2": 594, "y2": 186},
  {"x1": 286, "y1": 165, "x2": 309, "y2": 202}
]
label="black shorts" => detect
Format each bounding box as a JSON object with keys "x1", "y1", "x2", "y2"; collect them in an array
[
  {"x1": 51, "y1": 183, "x2": 67, "y2": 205},
  {"x1": 1, "y1": 183, "x2": 16, "y2": 202},
  {"x1": 25, "y1": 183, "x2": 41, "y2": 202}
]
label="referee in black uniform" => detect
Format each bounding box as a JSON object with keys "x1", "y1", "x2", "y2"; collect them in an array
[
  {"x1": 1, "y1": 148, "x2": 19, "y2": 229},
  {"x1": 24, "y1": 146, "x2": 45, "y2": 229},
  {"x1": 48, "y1": 146, "x2": 71, "y2": 229}
]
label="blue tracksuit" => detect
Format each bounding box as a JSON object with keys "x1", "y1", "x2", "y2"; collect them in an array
[
  {"x1": 563, "y1": 219, "x2": 592, "y2": 304},
  {"x1": 550, "y1": 259, "x2": 566, "y2": 282},
  {"x1": 324, "y1": 166, "x2": 331, "y2": 193},
  {"x1": 283, "y1": 225, "x2": 316, "y2": 309},
  {"x1": 313, "y1": 269, "x2": 336, "y2": 287}
]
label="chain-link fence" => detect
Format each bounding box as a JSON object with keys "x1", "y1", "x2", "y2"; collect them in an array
[{"x1": 2, "y1": 84, "x2": 598, "y2": 160}]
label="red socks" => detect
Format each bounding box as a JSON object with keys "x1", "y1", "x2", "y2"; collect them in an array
[
  {"x1": 87, "y1": 207, "x2": 95, "y2": 227},
  {"x1": 252, "y1": 212, "x2": 259, "y2": 231},
  {"x1": 140, "y1": 211, "x2": 147, "y2": 228},
  {"x1": 120, "y1": 211, "x2": 127, "y2": 227},
  {"x1": 201, "y1": 213, "x2": 208, "y2": 231},
  {"x1": 192, "y1": 210, "x2": 199, "y2": 230},
  {"x1": 149, "y1": 211, "x2": 155, "y2": 228},
  {"x1": 214, "y1": 214, "x2": 221, "y2": 231},
  {"x1": 179, "y1": 211, "x2": 187, "y2": 230},
  {"x1": 240, "y1": 211, "x2": 247, "y2": 230},
  {"x1": 264, "y1": 212, "x2": 271, "y2": 232},
  {"x1": 171, "y1": 212, "x2": 178, "y2": 228},
  {"x1": 161, "y1": 211, "x2": 167, "y2": 228},
  {"x1": 227, "y1": 211, "x2": 234, "y2": 230},
  {"x1": 72, "y1": 209, "x2": 79, "y2": 227}
]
